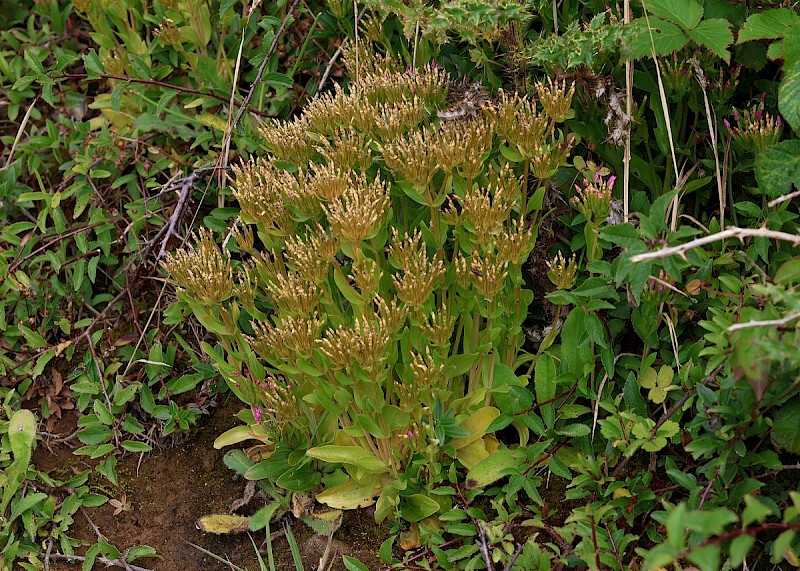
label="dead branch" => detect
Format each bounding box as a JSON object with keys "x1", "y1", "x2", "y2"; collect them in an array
[
  {"x1": 727, "y1": 311, "x2": 800, "y2": 333},
  {"x1": 631, "y1": 227, "x2": 800, "y2": 262}
]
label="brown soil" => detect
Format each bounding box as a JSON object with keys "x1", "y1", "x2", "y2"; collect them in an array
[{"x1": 33, "y1": 398, "x2": 386, "y2": 571}]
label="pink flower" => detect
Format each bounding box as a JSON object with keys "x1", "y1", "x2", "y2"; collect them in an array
[
  {"x1": 724, "y1": 118, "x2": 731, "y2": 129},
  {"x1": 252, "y1": 407, "x2": 263, "y2": 423},
  {"x1": 607, "y1": 175, "x2": 617, "y2": 188},
  {"x1": 777, "y1": 116, "x2": 782, "y2": 127},
  {"x1": 733, "y1": 109, "x2": 740, "y2": 121}
]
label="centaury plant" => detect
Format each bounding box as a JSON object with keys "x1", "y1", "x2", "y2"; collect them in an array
[{"x1": 165, "y1": 47, "x2": 575, "y2": 524}]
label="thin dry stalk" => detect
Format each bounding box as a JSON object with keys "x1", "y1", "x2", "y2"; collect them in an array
[
  {"x1": 623, "y1": 0, "x2": 632, "y2": 222},
  {"x1": 1, "y1": 96, "x2": 38, "y2": 172},
  {"x1": 641, "y1": 0, "x2": 680, "y2": 229},
  {"x1": 631, "y1": 226, "x2": 800, "y2": 262},
  {"x1": 217, "y1": 0, "x2": 303, "y2": 193},
  {"x1": 690, "y1": 58, "x2": 725, "y2": 230}
]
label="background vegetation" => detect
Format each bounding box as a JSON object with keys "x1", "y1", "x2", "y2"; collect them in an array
[{"x1": 1, "y1": 0, "x2": 799, "y2": 569}]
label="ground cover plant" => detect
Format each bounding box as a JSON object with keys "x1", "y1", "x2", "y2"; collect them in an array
[{"x1": 2, "y1": 0, "x2": 800, "y2": 570}]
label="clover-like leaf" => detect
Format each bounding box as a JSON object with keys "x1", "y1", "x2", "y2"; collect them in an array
[{"x1": 639, "y1": 366, "x2": 676, "y2": 404}]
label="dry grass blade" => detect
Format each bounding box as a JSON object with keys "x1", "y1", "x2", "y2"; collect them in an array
[
  {"x1": 1, "y1": 96, "x2": 38, "y2": 172},
  {"x1": 640, "y1": 0, "x2": 680, "y2": 230},
  {"x1": 690, "y1": 57, "x2": 725, "y2": 230}
]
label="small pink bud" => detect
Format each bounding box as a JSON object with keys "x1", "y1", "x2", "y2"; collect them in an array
[
  {"x1": 608, "y1": 175, "x2": 617, "y2": 188},
  {"x1": 253, "y1": 407, "x2": 263, "y2": 423},
  {"x1": 777, "y1": 116, "x2": 782, "y2": 127},
  {"x1": 724, "y1": 118, "x2": 731, "y2": 129},
  {"x1": 755, "y1": 109, "x2": 763, "y2": 120},
  {"x1": 407, "y1": 430, "x2": 414, "y2": 439},
  {"x1": 733, "y1": 109, "x2": 740, "y2": 121},
  {"x1": 594, "y1": 172, "x2": 601, "y2": 182}
]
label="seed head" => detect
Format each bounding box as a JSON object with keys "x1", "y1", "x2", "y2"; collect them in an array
[
  {"x1": 546, "y1": 251, "x2": 577, "y2": 290},
  {"x1": 163, "y1": 228, "x2": 234, "y2": 304},
  {"x1": 322, "y1": 173, "x2": 390, "y2": 243},
  {"x1": 535, "y1": 78, "x2": 575, "y2": 123}
]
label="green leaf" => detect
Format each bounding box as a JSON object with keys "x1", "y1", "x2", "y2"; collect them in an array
[
  {"x1": 687, "y1": 544, "x2": 720, "y2": 571},
  {"x1": 83, "y1": 49, "x2": 104, "y2": 78},
  {"x1": 465, "y1": 448, "x2": 522, "y2": 488},
  {"x1": 687, "y1": 19, "x2": 733, "y2": 62},
  {"x1": 728, "y1": 535, "x2": 755, "y2": 567},
  {"x1": 738, "y1": 8, "x2": 799, "y2": 43},
  {"x1": 742, "y1": 495, "x2": 773, "y2": 526},
  {"x1": 600, "y1": 223, "x2": 642, "y2": 248},
  {"x1": 779, "y1": 59, "x2": 800, "y2": 131},
  {"x1": 401, "y1": 494, "x2": 440, "y2": 522},
  {"x1": 556, "y1": 423, "x2": 591, "y2": 437},
  {"x1": 451, "y1": 407, "x2": 500, "y2": 450},
  {"x1": 121, "y1": 440, "x2": 152, "y2": 453},
  {"x1": 126, "y1": 546, "x2": 159, "y2": 563},
  {"x1": 24, "y1": 50, "x2": 44, "y2": 74},
  {"x1": 624, "y1": 17, "x2": 688, "y2": 60},
  {"x1": 315, "y1": 477, "x2": 379, "y2": 509},
  {"x1": 343, "y1": 555, "x2": 370, "y2": 571},
  {"x1": 775, "y1": 258, "x2": 800, "y2": 285},
  {"x1": 9, "y1": 492, "x2": 47, "y2": 523},
  {"x1": 9, "y1": 409, "x2": 36, "y2": 465},
  {"x1": 647, "y1": 0, "x2": 702, "y2": 30},
  {"x1": 755, "y1": 140, "x2": 800, "y2": 198},
  {"x1": 263, "y1": 72, "x2": 295, "y2": 88},
  {"x1": 306, "y1": 445, "x2": 390, "y2": 473},
  {"x1": 771, "y1": 399, "x2": 800, "y2": 453}
]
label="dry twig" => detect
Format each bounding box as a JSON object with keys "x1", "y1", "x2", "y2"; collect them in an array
[{"x1": 631, "y1": 227, "x2": 800, "y2": 262}]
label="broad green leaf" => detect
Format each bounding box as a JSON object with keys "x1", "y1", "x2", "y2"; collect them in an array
[
  {"x1": 646, "y1": 0, "x2": 702, "y2": 30},
  {"x1": 755, "y1": 140, "x2": 800, "y2": 198},
  {"x1": 306, "y1": 445, "x2": 390, "y2": 473},
  {"x1": 315, "y1": 477, "x2": 379, "y2": 509},
  {"x1": 400, "y1": 494, "x2": 440, "y2": 522},
  {"x1": 450, "y1": 406, "x2": 500, "y2": 449},
  {"x1": 687, "y1": 19, "x2": 733, "y2": 62},
  {"x1": 9, "y1": 409, "x2": 36, "y2": 465},
  {"x1": 738, "y1": 8, "x2": 799, "y2": 43},
  {"x1": 465, "y1": 447, "x2": 522, "y2": 488}
]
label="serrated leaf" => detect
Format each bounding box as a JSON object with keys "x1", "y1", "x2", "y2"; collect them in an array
[
  {"x1": 738, "y1": 8, "x2": 799, "y2": 44},
  {"x1": 779, "y1": 59, "x2": 800, "y2": 131},
  {"x1": 624, "y1": 17, "x2": 689, "y2": 61},
  {"x1": 687, "y1": 19, "x2": 733, "y2": 62},
  {"x1": 24, "y1": 50, "x2": 44, "y2": 74},
  {"x1": 646, "y1": 0, "x2": 702, "y2": 30},
  {"x1": 755, "y1": 140, "x2": 800, "y2": 198},
  {"x1": 83, "y1": 50, "x2": 104, "y2": 78}
]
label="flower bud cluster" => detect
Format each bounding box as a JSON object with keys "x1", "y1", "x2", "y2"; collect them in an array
[{"x1": 724, "y1": 96, "x2": 782, "y2": 154}]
